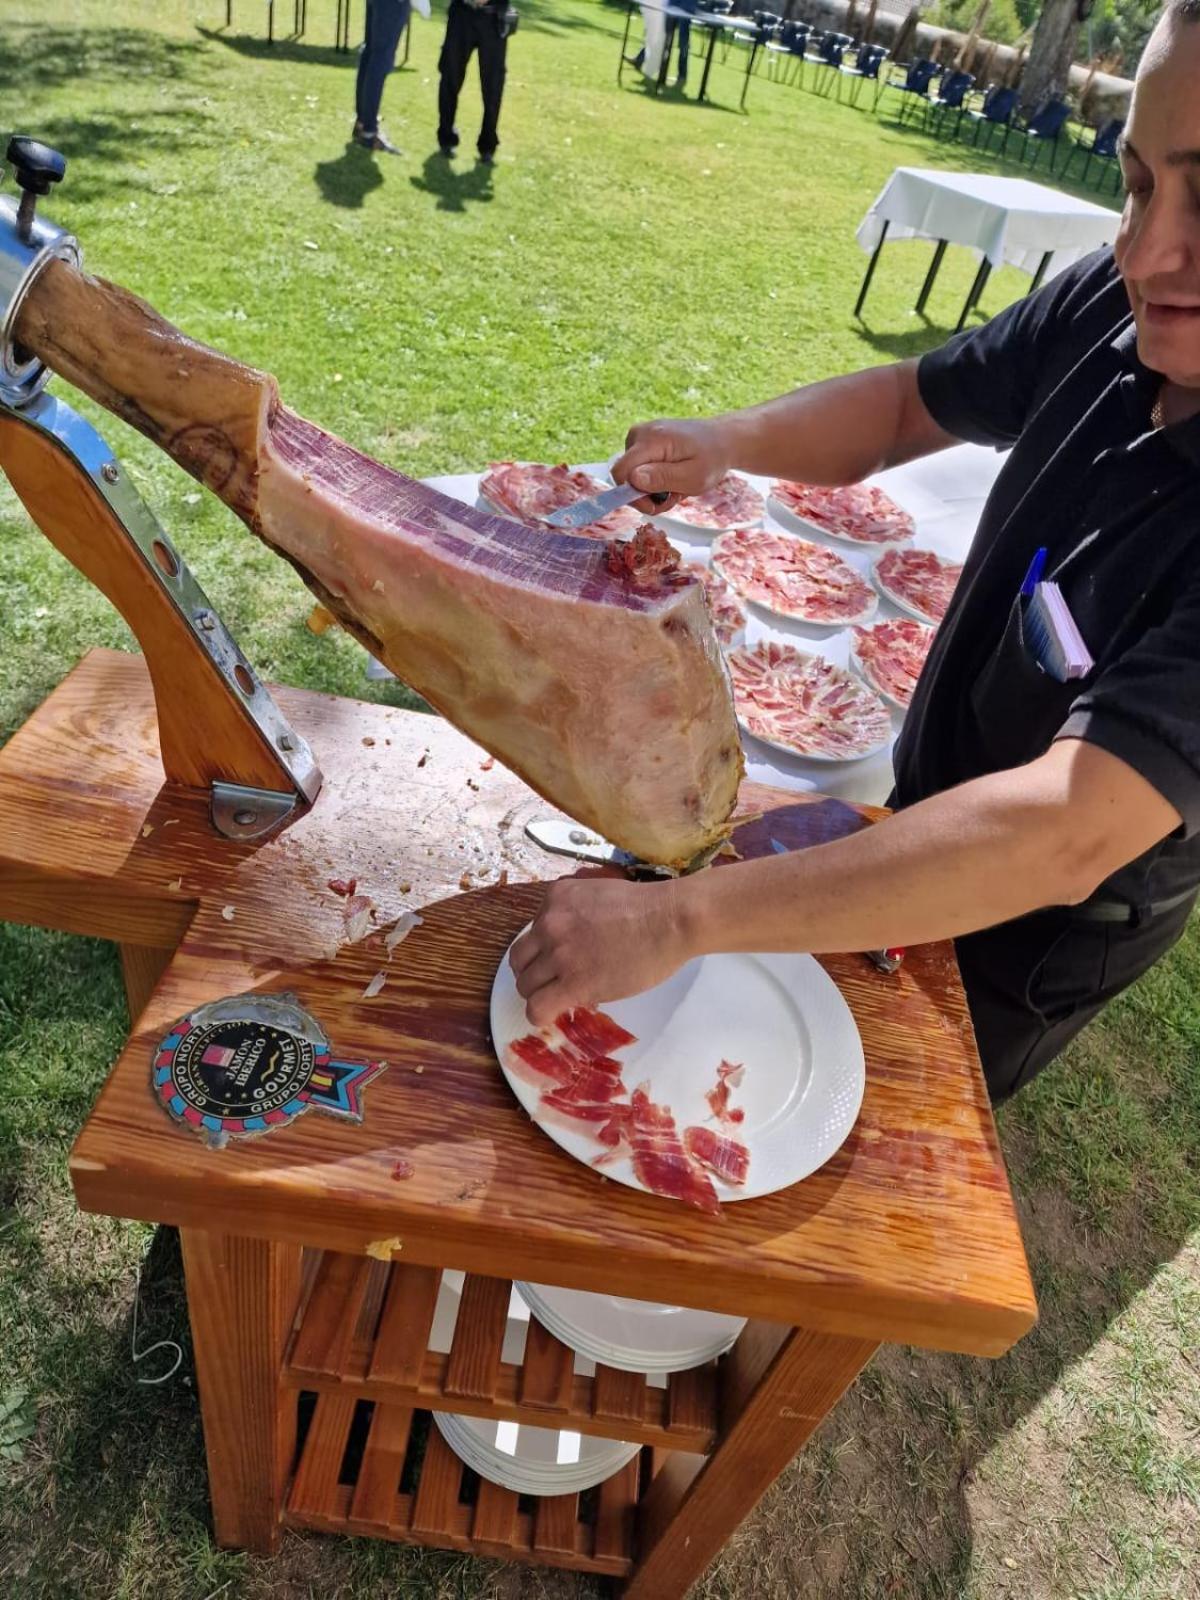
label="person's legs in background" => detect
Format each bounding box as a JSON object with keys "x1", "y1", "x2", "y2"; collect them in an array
[
  {"x1": 438, "y1": 1, "x2": 474, "y2": 153},
  {"x1": 354, "y1": 0, "x2": 411, "y2": 152},
  {"x1": 354, "y1": 0, "x2": 375, "y2": 125},
  {"x1": 475, "y1": 9, "x2": 508, "y2": 160},
  {"x1": 676, "y1": 18, "x2": 690, "y2": 84},
  {"x1": 675, "y1": 0, "x2": 696, "y2": 85}
]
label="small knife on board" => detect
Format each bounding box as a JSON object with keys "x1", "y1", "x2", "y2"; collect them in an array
[{"x1": 541, "y1": 483, "x2": 668, "y2": 529}]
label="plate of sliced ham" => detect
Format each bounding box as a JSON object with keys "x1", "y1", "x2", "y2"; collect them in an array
[
  {"x1": 652, "y1": 472, "x2": 766, "y2": 536},
  {"x1": 728, "y1": 641, "x2": 893, "y2": 762},
  {"x1": 872, "y1": 546, "x2": 963, "y2": 627},
  {"x1": 689, "y1": 560, "x2": 747, "y2": 648},
  {"x1": 491, "y1": 937, "x2": 865, "y2": 1211},
  {"x1": 479, "y1": 461, "x2": 643, "y2": 540},
  {"x1": 850, "y1": 617, "x2": 936, "y2": 712},
  {"x1": 768, "y1": 481, "x2": 915, "y2": 550},
  {"x1": 712, "y1": 526, "x2": 877, "y2": 627}
]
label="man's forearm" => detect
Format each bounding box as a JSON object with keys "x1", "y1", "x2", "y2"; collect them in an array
[
  {"x1": 674, "y1": 747, "x2": 1162, "y2": 962},
  {"x1": 717, "y1": 361, "x2": 956, "y2": 485}
]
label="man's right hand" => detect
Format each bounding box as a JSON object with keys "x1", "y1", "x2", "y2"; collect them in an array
[{"x1": 611, "y1": 416, "x2": 734, "y2": 513}]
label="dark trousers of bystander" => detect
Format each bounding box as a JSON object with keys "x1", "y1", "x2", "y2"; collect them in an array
[
  {"x1": 438, "y1": 1, "x2": 508, "y2": 158},
  {"x1": 355, "y1": 0, "x2": 411, "y2": 135}
]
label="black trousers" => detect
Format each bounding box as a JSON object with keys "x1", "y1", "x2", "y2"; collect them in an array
[
  {"x1": 955, "y1": 898, "x2": 1193, "y2": 1102},
  {"x1": 438, "y1": 2, "x2": 508, "y2": 157}
]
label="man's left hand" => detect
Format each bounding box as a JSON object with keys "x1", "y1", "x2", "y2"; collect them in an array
[{"x1": 510, "y1": 870, "x2": 693, "y2": 1027}]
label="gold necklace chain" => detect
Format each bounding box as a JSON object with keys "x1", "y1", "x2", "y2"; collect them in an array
[{"x1": 1152, "y1": 387, "x2": 1166, "y2": 430}]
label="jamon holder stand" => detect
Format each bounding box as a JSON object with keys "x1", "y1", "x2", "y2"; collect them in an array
[{"x1": 0, "y1": 140, "x2": 1036, "y2": 1592}]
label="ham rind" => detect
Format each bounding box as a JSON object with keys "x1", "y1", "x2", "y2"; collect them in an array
[
  {"x1": 683, "y1": 1125, "x2": 750, "y2": 1187},
  {"x1": 16, "y1": 262, "x2": 742, "y2": 869},
  {"x1": 555, "y1": 1007, "x2": 637, "y2": 1057}
]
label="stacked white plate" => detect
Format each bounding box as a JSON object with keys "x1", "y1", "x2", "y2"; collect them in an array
[
  {"x1": 514, "y1": 1282, "x2": 745, "y2": 1375},
  {"x1": 432, "y1": 1411, "x2": 640, "y2": 1497}
]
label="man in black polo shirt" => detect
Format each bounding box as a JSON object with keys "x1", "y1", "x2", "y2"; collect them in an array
[{"x1": 509, "y1": 2, "x2": 1200, "y2": 1102}]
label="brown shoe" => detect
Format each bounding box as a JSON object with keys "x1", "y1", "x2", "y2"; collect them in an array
[{"x1": 353, "y1": 124, "x2": 401, "y2": 154}]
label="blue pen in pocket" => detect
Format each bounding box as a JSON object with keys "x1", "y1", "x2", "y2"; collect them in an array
[{"x1": 1018, "y1": 548, "x2": 1094, "y2": 684}]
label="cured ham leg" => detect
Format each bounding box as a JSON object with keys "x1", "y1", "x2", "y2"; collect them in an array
[{"x1": 14, "y1": 262, "x2": 741, "y2": 867}]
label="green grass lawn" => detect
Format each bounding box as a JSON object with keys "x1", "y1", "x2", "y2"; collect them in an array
[{"x1": 1, "y1": 4, "x2": 1197, "y2": 1597}]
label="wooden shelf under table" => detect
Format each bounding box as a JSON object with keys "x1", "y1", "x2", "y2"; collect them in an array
[
  {"x1": 284, "y1": 1393, "x2": 646, "y2": 1578},
  {"x1": 283, "y1": 1250, "x2": 721, "y2": 1455}
]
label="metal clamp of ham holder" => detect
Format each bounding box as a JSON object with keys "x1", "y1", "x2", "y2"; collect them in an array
[
  {"x1": 0, "y1": 135, "x2": 322, "y2": 837},
  {"x1": 0, "y1": 138, "x2": 80, "y2": 408}
]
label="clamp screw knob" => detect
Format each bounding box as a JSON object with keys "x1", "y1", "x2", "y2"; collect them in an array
[{"x1": 6, "y1": 136, "x2": 67, "y2": 243}]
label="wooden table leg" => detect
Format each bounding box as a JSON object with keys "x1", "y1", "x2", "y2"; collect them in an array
[
  {"x1": 622, "y1": 1322, "x2": 877, "y2": 1599},
  {"x1": 118, "y1": 942, "x2": 174, "y2": 1022},
  {"x1": 180, "y1": 1230, "x2": 303, "y2": 1553}
]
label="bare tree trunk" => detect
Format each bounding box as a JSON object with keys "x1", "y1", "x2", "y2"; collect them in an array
[
  {"x1": 1018, "y1": 0, "x2": 1081, "y2": 116},
  {"x1": 864, "y1": 0, "x2": 878, "y2": 45},
  {"x1": 955, "y1": 0, "x2": 992, "y2": 70}
]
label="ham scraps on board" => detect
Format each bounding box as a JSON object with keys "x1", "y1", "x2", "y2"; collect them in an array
[
  {"x1": 15, "y1": 261, "x2": 742, "y2": 870},
  {"x1": 683, "y1": 1126, "x2": 750, "y2": 1187}
]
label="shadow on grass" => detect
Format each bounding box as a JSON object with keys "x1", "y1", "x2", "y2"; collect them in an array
[
  {"x1": 3, "y1": 110, "x2": 218, "y2": 203},
  {"x1": 314, "y1": 140, "x2": 386, "y2": 208},
  {"x1": 195, "y1": 22, "x2": 358, "y2": 69},
  {"x1": 408, "y1": 150, "x2": 495, "y2": 212},
  {"x1": 0, "y1": 23, "x2": 209, "y2": 94}
]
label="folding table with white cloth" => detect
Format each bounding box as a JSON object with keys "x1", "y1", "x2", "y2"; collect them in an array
[{"x1": 854, "y1": 167, "x2": 1121, "y2": 331}]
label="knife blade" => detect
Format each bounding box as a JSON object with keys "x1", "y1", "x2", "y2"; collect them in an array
[
  {"x1": 542, "y1": 483, "x2": 668, "y2": 529},
  {"x1": 524, "y1": 818, "x2": 637, "y2": 866}
]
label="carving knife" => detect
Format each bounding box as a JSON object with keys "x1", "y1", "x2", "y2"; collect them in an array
[{"x1": 541, "y1": 483, "x2": 668, "y2": 529}]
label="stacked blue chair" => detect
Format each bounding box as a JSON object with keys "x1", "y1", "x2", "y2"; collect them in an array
[
  {"x1": 838, "y1": 42, "x2": 886, "y2": 106},
  {"x1": 768, "y1": 21, "x2": 812, "y2": 86},
  {"x1": 925, "y1": 68, "x2": 974, "y2": 135},
  {"x1": 1013, "y1": 98, "x2": 1072, "y2": 168},
  {"x1": 1061, "y1": 118, "x2": 1125, "y2": 191},
  {"x1": 890, "y1": 58, "x2": 939, "y2": 122},
  {"x1": 809, "y1": 30, "x2": 849, "y2": 96},
  {"x1": 961, "y1": 83, "x2": 1019, "y2": 149}
]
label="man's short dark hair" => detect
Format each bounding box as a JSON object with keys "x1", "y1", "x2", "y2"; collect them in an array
[{"x1": 1171, "y1": 0, "x2": 1200, "y2": 18}]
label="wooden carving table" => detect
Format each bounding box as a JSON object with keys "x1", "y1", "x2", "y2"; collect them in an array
[{"x1": 0, "y1": 647, "x2": 1037, "y2": 1594}]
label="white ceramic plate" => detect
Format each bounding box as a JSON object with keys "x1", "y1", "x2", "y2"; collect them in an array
[
  {"x1": 767, "y1": 493, "x2": 914, "y2": 553},
  {"x1": 870, "y1": 551, "x2": 955, "y2": 628},
  {"x1": 736, "y1": 712, "x2": 892, "y2": 766},
  {"x1": 514, "y1": 1282, "x2": 744, "y2": 1373},
  {"x1": 433, "y1": 1410, "x2": 640, "y2": 1496},
  {"x1": 492, "y1": 937, "x2": 865, "y2": 1205},
  {"x1": 713, "y1": 553, "x2": 878, "y2": 631}
]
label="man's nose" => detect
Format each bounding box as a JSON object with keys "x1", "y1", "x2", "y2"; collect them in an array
[{"x1": 1120, "y1": 190, "x2": 1193, "y2": 283}]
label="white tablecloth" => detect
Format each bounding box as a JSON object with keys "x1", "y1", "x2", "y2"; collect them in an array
[
  {"x1": 387, "y1": 444, "x2": 1004, "y2": 811},
  {"x1": 856, "y1": 167, "x2": 1120, "y2": 278}
]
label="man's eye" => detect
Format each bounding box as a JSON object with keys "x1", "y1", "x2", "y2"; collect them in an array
[{"x1": 1122, "y1": 174, "x2": 1151, "y2": 197}]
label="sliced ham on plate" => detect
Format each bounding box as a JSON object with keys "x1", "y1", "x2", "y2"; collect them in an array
[
  {"x1": 727, "y1": 640, "x2": 892, "y2": 762},
  {"x1": 683, "y1": 1125, "x2": 750, "y2": 1187},
  {"x1": 769, "y1": 480, "x2": 914, "y2": 548},
  {"x1": 873, "y1": 547, "x2": 963, "y2": 627},
  {"x1": 712, "y1": 526, "x2": 877, "y2": 626},
  {"x1": 628, "y1": 1084, "x2": 721, "y2": 1215},
  {"x1": 689, "y1": 561, "x2": 747, "y2": 647},
  {"x1": 662, "y1": 473, "x2": 765, "y2": 531},
  {"x1": 480, "y1": 461, "x2": 642, "y2": 539},
  {"x1": 851, "y1": 616, "x2": 935, "y2": 711}
]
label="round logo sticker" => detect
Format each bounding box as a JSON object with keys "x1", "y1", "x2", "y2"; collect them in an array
[{"x1": 152, "y1": 991, "x2": 385, "y2": 1148}]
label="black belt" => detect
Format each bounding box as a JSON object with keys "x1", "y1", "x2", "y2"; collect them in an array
[{"x1": 1073, "y1": 885, "x2": 1197, "y2": 926}]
